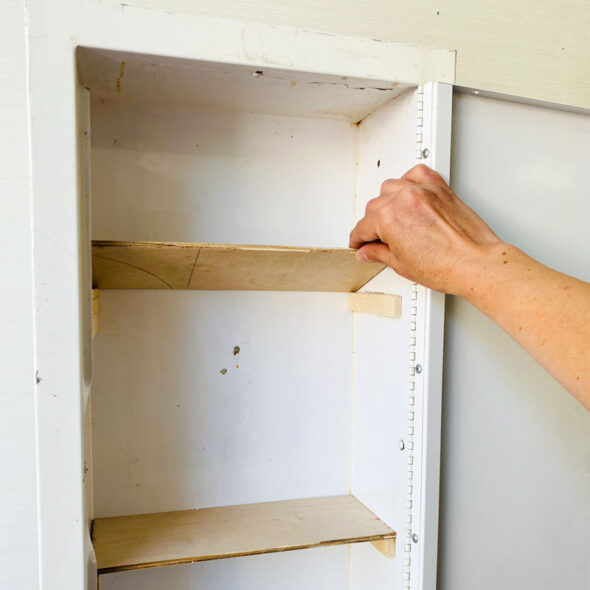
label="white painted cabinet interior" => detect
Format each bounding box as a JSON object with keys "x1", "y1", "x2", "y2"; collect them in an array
[
  {"x1": 440, "y1": 93, "x2": 590, "y2": 590},
  {"x1": 74, "y1": 45, "x2": 449, "y2": 589}
]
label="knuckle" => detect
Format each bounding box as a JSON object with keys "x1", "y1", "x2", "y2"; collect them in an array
[
  {"x1": 365, "y1": 197, "x2": 380, "y2": 213},
  {"x1": 376, "y1": 206, "x2": 395, "y2": 227},
  {"x1": 411, "y1": 163, "x2": 440, "y2": 183},
  {"x1": 380, "y1": 178, "x2": 399, "y2": 193}
]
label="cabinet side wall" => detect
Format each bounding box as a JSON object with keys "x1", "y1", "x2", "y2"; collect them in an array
[{"x1": 349, "y1": 89, "x2": 418, "y2": 590}]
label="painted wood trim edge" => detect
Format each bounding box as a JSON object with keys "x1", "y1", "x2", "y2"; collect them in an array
[
  {"x1": 73, "y1": 10, "x2": 456, "y2": 87},
  {"x1": 348, "y1": 292, "x2": 402, "y2": 318},
  {"x1": 91, "y1": 289, "x2": 99, "y2": 339}
]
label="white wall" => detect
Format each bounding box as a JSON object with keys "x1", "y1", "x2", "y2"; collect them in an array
[
  {"x1": 441, "y1": 93, "x2": 590, "y2": 590},
  {"x1": 0, "y1": 2, "x2": 39, "y2": 589}
]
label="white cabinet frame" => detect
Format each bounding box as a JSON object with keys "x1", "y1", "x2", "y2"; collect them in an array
[{"x1": 26, "y1": 3, "x2": 455, "y2": 589}]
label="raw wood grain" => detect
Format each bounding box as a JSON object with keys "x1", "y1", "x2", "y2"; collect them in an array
[
  {"x1": 91, "y1": 241, "x2": 385, "y2": 292},
  {"x1": 92, "y1": 495, "x2": 396, "y2": 574},
  {"x1": 348, "y1": 292, "x2": 402, "y2": 318},
  {"x1": 371, "y1": 538, "x2": 396, "y2": 558}
]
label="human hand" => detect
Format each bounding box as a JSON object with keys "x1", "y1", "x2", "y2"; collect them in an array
[{"x1": 349, "y1": 164, "x2": 503, "y2": 295}]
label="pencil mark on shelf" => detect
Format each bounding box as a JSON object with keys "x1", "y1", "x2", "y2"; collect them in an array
[
  {"x1": 186, "y1": 249, "x2": 201, "y2": 289},
  {"x1": 93, "y1": 255, "x2": 174, "y2": 289}
]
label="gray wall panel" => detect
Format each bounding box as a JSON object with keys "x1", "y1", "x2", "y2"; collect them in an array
[{"x1": 439, "y1": 93, "x2": 590, "y2": 590}]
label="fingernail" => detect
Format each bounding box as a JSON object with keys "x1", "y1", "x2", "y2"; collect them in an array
[{"x1": 355, "y1": 250, "x2": 369, "y2": 263}]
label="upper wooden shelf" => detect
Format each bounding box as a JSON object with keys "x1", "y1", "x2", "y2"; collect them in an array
[
  {"x1": 91, "y1": 241, "x2": 385, "y2": 292},
  {"x1": 92, "y1": 495, "x2": 396, "y2": 574}
]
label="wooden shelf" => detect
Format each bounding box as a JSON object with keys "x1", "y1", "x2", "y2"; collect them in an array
[
  {"x1": 92, "y1": 495, "x2": 396, "y2": 574},
  {"x1": 92, "y1": 241, "x2": 385, "y2": 292}
]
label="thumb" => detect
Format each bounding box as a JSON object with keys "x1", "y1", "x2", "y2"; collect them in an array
[{"x1": 355, "y1": 241, "x2": 391, "y2": 265}]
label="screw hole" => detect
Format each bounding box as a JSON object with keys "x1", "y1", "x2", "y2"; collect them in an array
[{"x1": 377, "y1": 159, "x2": 381, "y2": 168}]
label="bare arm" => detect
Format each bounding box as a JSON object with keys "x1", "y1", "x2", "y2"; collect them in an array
[{"x1": 349, "y1": 164, "x2": 590, "y2": 410}]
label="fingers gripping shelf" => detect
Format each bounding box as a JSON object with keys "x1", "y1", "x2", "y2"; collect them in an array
[{"x1": 92, "y1": 495, "x2": 396, "y2": 575}]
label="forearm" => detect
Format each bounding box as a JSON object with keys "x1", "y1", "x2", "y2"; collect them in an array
[{"x1": 458, "y1": 243, "x2": 590, "y2": 410}]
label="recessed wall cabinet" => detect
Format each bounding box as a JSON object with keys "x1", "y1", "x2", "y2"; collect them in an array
[{"x1": 29, "y1": 6, "x2": 456, "y2": 590}]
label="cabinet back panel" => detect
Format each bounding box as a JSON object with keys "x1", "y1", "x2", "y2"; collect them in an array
[
  {"x1": 92, "y1": 290, "x2": 352, "y2": 516},
  {"x1": 91, "y1": 101, "x2": 357, "y2": 247}
]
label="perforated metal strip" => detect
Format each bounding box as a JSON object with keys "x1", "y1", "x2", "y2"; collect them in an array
[{"x1": 404, "y1": 84, "x2": 425, "y2": 590}]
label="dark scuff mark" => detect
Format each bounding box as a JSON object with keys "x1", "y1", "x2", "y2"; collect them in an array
[
  {"x1": 308, "y1": 80, "x2": 394, "y2": 91},
  {"x1": 116, "y1": 61, "x2": 126, "y2": 92}
]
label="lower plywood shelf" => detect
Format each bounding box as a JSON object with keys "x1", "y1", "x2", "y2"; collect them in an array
[{"x1": 92, "y1": 495, "x2": 396, "y2": 575}]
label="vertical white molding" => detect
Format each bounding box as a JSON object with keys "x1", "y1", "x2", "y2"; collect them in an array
[
  {"x1": 27, "y1": 6, "x2": 87, "y2": 585},
  {"x1": 415, "y1": 82, "x2": 453, "y2": 590},
  {"x1": 0, "y1": 1, "x2": 40, "y2": 589}
]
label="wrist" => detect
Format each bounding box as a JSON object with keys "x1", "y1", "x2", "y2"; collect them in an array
[{"x1": 452, "y1": 241, "x2": 516, "y2": 302}]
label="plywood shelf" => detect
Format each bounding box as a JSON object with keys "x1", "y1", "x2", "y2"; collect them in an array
[
  {"x1": 92, "y1": 495, "x2": 396, "y2": 574},
  {"x1": 91, "y1": 241, "x2": 385, "y2": 292}
]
